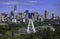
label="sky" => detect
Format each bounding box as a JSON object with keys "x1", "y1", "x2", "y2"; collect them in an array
[{"x1": 0, "y1": 0, "x2": 60, "y2": 17}]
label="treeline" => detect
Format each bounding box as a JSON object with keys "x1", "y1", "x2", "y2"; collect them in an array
[{"x1": 0, "y1": 23, "x2": 60, "y2": 39}]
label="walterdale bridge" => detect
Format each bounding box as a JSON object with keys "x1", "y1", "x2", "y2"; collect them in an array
[
  {"x1": 12, "y1": 13, "x2": 55, "y2": 34},
  {"x1": 18, "y1": 12, "x2": 55, "y2": 34},
  {"x1": 15, "y1": 13, "x2": 55, "y2": 34}
]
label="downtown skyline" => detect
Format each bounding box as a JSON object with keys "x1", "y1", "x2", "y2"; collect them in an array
[{"x1": 0, "y1": 0, "x2": 60, "y2": 17}]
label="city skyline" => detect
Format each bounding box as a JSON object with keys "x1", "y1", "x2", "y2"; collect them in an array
[{"x1": 0, "y1": 0, "x2": 60, "y2": 16}]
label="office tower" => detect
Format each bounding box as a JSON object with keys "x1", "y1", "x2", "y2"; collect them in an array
[
  {"x1": 12, "y1": 5, "x2": 17, "y2": 23},
  {"x1": 25, "y1": 13, "x2": 29, "y2": 22},
  {"x1": 1, "y1": 12, "x2": 7, "y2": 17},
  {"x1": 16, "y1": 13, "x2": 22, "y2": 23},
  {"x1": 1, "y1": 12, "x2": 7, "y2": 22},
  {"x1": 10, "y1": 11, "x2": 14, "y2": 18},
  {"x1": 10, "y1": 5, "x2": 17, "y2": 18},
  {"x1": 28, "y1": 13, "x2": 34, "y2": 19},
  {"x1": 22, "y1": 10, "x2": 29, "y2": 23},
  {"x1": 33, "y1": 12, "x2": 39, "y2": 21},
  {"x1": 56, "y1": 16, "x2": 60, "y2": 20},
  {"x1": 14, "y1": 5, "x2": 17, "y2": 17},
  {"x1": 24, "y1": 10, "x2": 29, "y2": 13},
  {"x1": 45, "y1": 10, "x2": 49, "y2": 19},
  {"x1": 37, "y1": 15, "x2": 41, "y2": 22},
  {"x1": 41, "y1": 15, "x2": 43, "y2": 22},
  {"x1": 22, "y1": 13, "x2": 26, "y2": 23},
  {"x1": 52, "y1": 13, "x2": 55, "y2": 19},
  {"x1": 0, "y1": 16, "x2": 1, "y2": 22}
]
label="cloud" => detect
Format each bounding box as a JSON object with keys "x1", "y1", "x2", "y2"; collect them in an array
[
  {"x1": 30, "y1": 1, "x2": 38, "y2": 4},
  {"x1": 21, "y1": 1, "x2": 38, "y2": 6},
  {"x1": 53, "y1": 3, "x2": 60, "y2": 9},
  {"x1": 0, "y1": 1, "x2": 39, "y2": 6},
  {"x1": 29, "y1": 1, "x2": 39, "y2": 5},
  {"x1": 0, "y1": 1, "x2": 19, "y2": 5}
]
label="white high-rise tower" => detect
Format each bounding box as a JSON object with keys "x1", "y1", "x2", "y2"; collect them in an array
[{"x1": 12, "y1": 5, "x2": 17, "y2": 23}]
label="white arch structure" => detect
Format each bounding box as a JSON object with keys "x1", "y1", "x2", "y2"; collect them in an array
[{"x1": 27, "y1": 19, "x2": 36, "y2": 33}]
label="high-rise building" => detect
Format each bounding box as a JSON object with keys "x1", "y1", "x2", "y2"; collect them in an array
[
  {"x1": 52, "y1": 13, "x2": 55, "y2": 19},
  {"x1": 12, "y1": 5, "x2": 17, "y2": 23},
  {"x1": 22, "y1": 10, "x2": 29, "y2": 23},
  {"x1": 0, "y1": 16, "x2": 1, "y2": 22},
  {"x1": 56, "y1": 16, "x2": 60, "y2": 20},
  {"x1": 45, "y1": 10, "x2": 49, "y2": 19},
  {"x1": 10, "y1": 11, "x2": 14, "y2": 16},
  {"x1": 1, "y1": 12, "x2": 7, "y2": 22},
  {"x1": 41, "y1": 15, "x2": 44, "y2": 22},
  {"x1": 17, "y1": 13, "x2": 22, "y2": 21},
  {"x1": 14, "y1": 5, "x2": 17, "y2": 11},
  {"x1": 14, "y1": 5, "x2": 17, "y2": 17},
  {"x1": 10, "y1": 11, "x2": 14, "y2": 18},
  {"x1": 33, "y1": 12, "x2": 39, "y2": 21},
  {"x1": 37, "y1": 15, "x2": 41, "y2": 22},
  {"x1": 24, "y1": 10, "x2": 29, "y2": 13}
]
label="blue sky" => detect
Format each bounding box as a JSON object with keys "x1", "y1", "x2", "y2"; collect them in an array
[{"x1": 0, "y1": 0, "x2": 60, "y2": 16}]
